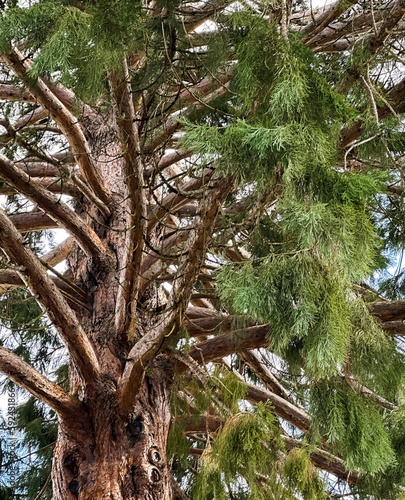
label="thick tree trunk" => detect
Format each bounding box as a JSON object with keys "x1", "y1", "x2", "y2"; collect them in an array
[
  {"x1": 49, "y1": 115, "x2": 174, "y2": 499},
  {"x1": 52, "y1": 369, "x2": 173, "y2": 499}
]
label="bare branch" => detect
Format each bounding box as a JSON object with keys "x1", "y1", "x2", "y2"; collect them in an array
[
  {"x1": 147, "y1": 170, "x2": 215, "y2": 232},
  {"x1": 182, "y1": 0, "x2": 233, "y2": 32},
  {"x1": 42, "y1": 237, "x2": 75, "y2": 267},
  {"x1": 240, "y1": 350, "x2": 293, "y2": 402},
  {"x1": 15, "y1": 162, "x2": 62, "y2": 177},
  {"x1": 145, "y1": 83, "x2": 231, "y2": 153},
  {"x1": 109, "y1": 61, "x2": 147, "y2": 339},
  {"x1": 302, "y1": 0, "x2": 358, "y2": 42},
  {"x1": 0, "y1": 345, "x2": 84, "y2": 420},
  {"x1": 14, "y1": 106, "x2": 49, "y2": 129},
  {"x1": 2, "y1": 50, "x2": 112, "y2": 206},
  {"x1": 188, "y1": 325, "x2": 270, "y2": 364},
  {"x1": 9, "y1": 211, "x2": 59, "y2": 231},
  {"x1": 0, "y1": 153, "x2": 109, "y2": 259},
  {"x1": 245, "y1": 383, "x2": 311, "y2": 433},
  {"x1": 370, "y1": 299, "x2": 405, "y2": 322},
  {"x1": 0, "y1": 209, "x2": 101, "y2": 384},
  {"x1": 0, "y1": 83, "x2": 34, "y2": 102},
  {"x1": 345, "y1": 376, "x2": 396, "y2": 410}
]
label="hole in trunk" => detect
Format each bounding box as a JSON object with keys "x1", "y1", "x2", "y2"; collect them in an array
[
  {"x1": 64, "y1": 453, "x2": 79, "y2": 475},
  {"x1": 126, "y1": 416, "x2": 144, "y2": 443},
  {"x1": 148, "y1": 466, "x2": 161, "y2": 483},
  {"x1": 68, "y1": 479, "x2": 80, "y2": 495},
  {"x1": 148, "y1": 446, "x2": 162, "y2": 465}
]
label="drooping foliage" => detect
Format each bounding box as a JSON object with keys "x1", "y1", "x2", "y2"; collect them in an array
[{"x1": 0, "y1": 0, "x2": 404, "y2": 498}]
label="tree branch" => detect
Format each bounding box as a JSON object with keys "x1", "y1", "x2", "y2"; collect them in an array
[
  {"x1": 283, "y1": 436, "x2": 360, "y2": 485},
  {"x1": 0, "y1": 345, "x2": 85, "y2": 421},
  {"x1": 109, "y1": 61, "x2": 147, "y2": 340},
  {"x1": 245, "y1": 384, "x2": 311, "y2": 433},
  {"x1": 0, "y1": 209, "x2": 101, "y2": 384},
  {"x1": 336, "y1": 0, "x2": 405, "y2": 94},
  {"x1": 9, "y1": 211, "x2": 59, "y2": 231},
  {"x1": 118, "y1": 178, "x2": 231, "y2": 413},
  {"x1": 240, "y1": 350, "x2": 293, "y2": 402},
  {"x1": 2, "y1": 50, "x2": 112, "y2": 206},
  {"x1": 188, "y1": 325, "x2": 270, "y2": 364},
  {"x1": 0, "y1": 83, "x2": 34, "y2": 102},
  {"x1": 370, "y1": 299, "x2": 405, "y2": 322},
  {"x1": 176, "y1": 412, "x2": 360, "y2": 484},
  {"x1": 340, "y1": 76, "x2": 405, "y2": 150},
  {"x1": 0, "y1": 153, "x2": 109, "y2": 259},
  {"x1": 302, "y1": 0, "x2": 358, "y2": 42}
]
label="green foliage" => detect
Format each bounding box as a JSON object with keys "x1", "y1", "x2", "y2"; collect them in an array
[
  {"x1": 310, "y1": 380, "x2": 396, "y2": 474},
  {"x1": 193, "y1": 403, "x2": 283, "y2": 500},
  {"x1": 0, "y1": 288, "x2": 61, "y2": 373},
  {"x1": 217, "y1": 254, "x2": 352, "y2": 378},
  {"x1": 349, "y1": 300, "x2": 405, "y2": 400},
  {"x1": 357, "y1": 405, "x2": 405, "y2": 498},
  {"x1": 0, "y1": 0, "x2": 404, "y2": 498},
  {"x1": 211, "y1": 368, "x2": 247, "y2": 415},
  {"x1": 0, "y1": 1, "x2": 146, "y2": 102},
  {"x1": 282, "y1": 446, "x2": 328, "y2": 500},
  {"x1": 14, "y1": 398, "x2": 56, "y2": 500}
]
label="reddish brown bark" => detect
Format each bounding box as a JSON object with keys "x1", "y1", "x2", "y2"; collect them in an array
[{"x1": 52, "y1": 368, "x2": 173, "y2": 499}]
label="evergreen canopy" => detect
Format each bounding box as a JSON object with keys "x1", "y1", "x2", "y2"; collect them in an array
[{"x1": 0, "y1": 0, "x2": 404, "y2": 498}]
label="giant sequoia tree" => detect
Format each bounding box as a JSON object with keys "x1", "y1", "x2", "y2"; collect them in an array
[{"x1": 0, "y1": 0, "x2": 404, "y2": 498}]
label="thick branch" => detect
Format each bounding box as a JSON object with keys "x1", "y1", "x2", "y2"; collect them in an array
[
  {"x1": 182, "y1": 0, "x2": 233, "y2": 32},
  {"x1": 9, "y1": 211, "x2": 59, "y2": 231},
  {"x1": 283, "y1": 436, "x2": 360, "y2": 485},
  {"x1": 0, "y1": 209, "x2": 101, "y2": 384},
  {"x1": 0, "y1": 345, "x2": 84, "y2": 421},
  {"x1": 370, "y1": 299, "x2": 405, "y2": 322},
  {"x1": 118, "y1": 178, "x2": 231, "y2": 412},
  {"x1": 42, "y1": 237, "x2": 75, "y2": 267},
  {"x1": 109, "y1": 61, "x2": 147, "y2": 339},
  {"x1": 15, "y1": 161, "x2": 62, "y2": 177},
  {"x1": 336, "y1": 1, "x2": 405, "y2": 94},
  {"x1": 302, "y1": 0, "x2": 358, "y2": 42},
  {"x1": 2, "y1": 50, "x2": 112, "y2": 206},
  {"x1": 0, "y1": 83, "x2": 34, "y2": 102},
  {"x1": 245, "y1": 384, "x2": 310, "y2": 433},
  {"x1": 188, "y1": 325, "x2": 270, "y2": 364},
  {"x1": 0, "y1": 153, "x2": 109, "y2": 259},
  {"x1": 184, "y1": 306, "x2": 233, "y2": 336},
  {"x1": 14, "y1": 106, "x2": 49, "y2": 129}
]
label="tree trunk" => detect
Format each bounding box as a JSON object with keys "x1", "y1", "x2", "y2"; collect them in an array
[
  {"x1": 49, "y1": 115, "x2": 174, "y2": 499},
  {"x1": 52, "y1": 369, "x2": 173, "y2": 499}
]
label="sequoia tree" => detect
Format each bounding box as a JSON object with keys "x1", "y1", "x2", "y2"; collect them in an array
[{"x1": 0, "y1": 0, "x2": 404, "y2": 498}]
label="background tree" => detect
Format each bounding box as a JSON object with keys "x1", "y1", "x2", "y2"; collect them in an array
[{"x1": 0, "y1": 0, "x2": 404, "y2": 498}]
